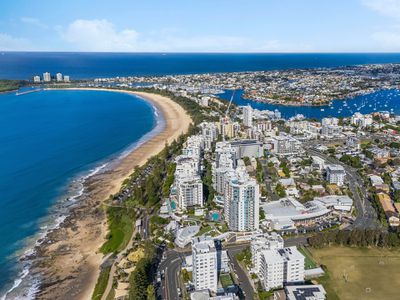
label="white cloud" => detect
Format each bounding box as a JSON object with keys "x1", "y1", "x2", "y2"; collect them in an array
[
  {"x1": 20, "y1": 17, "x2": 48, "y2": 29},
  {"x1": 372, "y1": 31, "x2": 400, "y2": 49},
  {"x1": 60, "y1": 18, "x2": 312, "y2": 52},
  {"x1": 362, "y1": 0, "x2": 400, "y2": 50},
  {"x1": 0, "y1": 33, "x2": 32, "y2": 51},
  {"x1": 362, "y1": 0, "x2": 400, "y2": 18},
  {"x1": 61, "y1": 19, "x2": 139, "y2": 52}
]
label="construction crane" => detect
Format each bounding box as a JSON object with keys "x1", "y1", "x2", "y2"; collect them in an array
[
  {"x1": 224, "y1": 90, "x2": 235, "y2": 122},
  {"x1": 222, "y1": 90, "x2": 235, "y2": 141}
]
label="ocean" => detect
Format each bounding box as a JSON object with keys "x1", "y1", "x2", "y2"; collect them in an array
[
  {"x1": 1, "y1": 52, "x2": 400, "y2": 80},
  {"x1": 0, "y1": 90, "x2": 158, "y2": 298}
]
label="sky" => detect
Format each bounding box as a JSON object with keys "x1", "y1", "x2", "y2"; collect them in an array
[{"x1": 1, "y1": 0, "x2": 400, "y2": 52}]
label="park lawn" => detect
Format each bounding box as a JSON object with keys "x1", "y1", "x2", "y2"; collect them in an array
[
  {"x1": 100, "y1": 207, "x2": 135, "y2": 254},
  {"x1": 92, "y1": 266, "x2": 111, "y2": 300},
  {"x1": 310, "y1": 246, "x2": 400, "y2": 300},
  {"x1": 298, "y1": 246, "x2": 318, "y2": 269},
  {"x1": 195, "y1": 225, "x2": 212, "y2": 237},
  {"x1": 220, "y1": 273, "x2": 234, "y2": 288}
]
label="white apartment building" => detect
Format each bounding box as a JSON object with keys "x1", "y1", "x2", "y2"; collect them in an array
[
  {"x1": 256, "y1": 120, "x2": 272, "y2": 133},
  {"x1": 215, "y1": 165, "x2": 234, "y2": 195},
  {"x1": 56, "y1": 73, "x2": 63, "y2": 82},
  {"x1": 173, "y1": 134, "x2": 204, "y2": 210},
  {"x1": 192, "y1": 237, "x2": 218, "y2": 292},
  {"x1": 33, "y1": 75, "x2": 40, "y2": 83},
  {"x1": 259, "y1": 247, "x2": 305, "y2": 291},
  {"x1": 321, "y1": 118, "x2": 342, "y2": 138},
  {"x1": 326, "y1": 164, "x2": 346, "y2": 186},
  {"x1": 64, "y1": 75, "x2": 70, "y2": 82},
  {"x1": 288, "y1": 121, "x2": 321, "y2": 139},
  {"x1": 43, "y1": 72, "x2": 51, "y2": 82},
  {"x1": 260, "y1": 249, "x2": 284, "y2": 290},
  {"x1": 270, "y1": 135, "x2": 302, "y2": 156},
  {"x1": 224, "y1": 170, "x2": 260, "y2": 232},
  {"x1": 200, "y1": 96, "x2": 209, "y2": 107},
  {"x1": 176, "y1": 176, "x2": 203, "y2": 210},
  {"x1": 352, "y1": 112, "x2": 373, "y2": 128},
  {"x1": 200, "y1": 122, "x2": 218, "y2": 151},
  {"x1": 242, "y1": 105, "x2": 253, "y2": 127},
  {"x1": 251, "y1": 232, "x2": 284, "y2": 274},
  {"x1": 215, "y1": 142, "x2": 237, "y2": 167}
]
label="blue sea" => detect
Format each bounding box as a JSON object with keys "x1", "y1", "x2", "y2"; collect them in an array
[
  {"x1": 1, "y1": 52, "x2": 400, "y2": 79},
  {"x1": 0, "y1": 90, "x2": 159, "y2": 299}
]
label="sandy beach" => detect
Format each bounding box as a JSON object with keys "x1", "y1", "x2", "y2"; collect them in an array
[{"x1": 32, "y1": 89, "x2": 192, "y2": 299}]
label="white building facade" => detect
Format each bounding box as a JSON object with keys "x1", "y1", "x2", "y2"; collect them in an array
[
  {"x1": 243, "y1": 105, "x2": 253, "y2": 127},
  {"x1": 224, "y1": 171, "x2": 260, "y2": 232},
  {"x1": 326, "y1": 164, "x2": 346, "y2": 186},
  {"x1": 192, "y1": 237, "x2": 218, "y2": 292}
]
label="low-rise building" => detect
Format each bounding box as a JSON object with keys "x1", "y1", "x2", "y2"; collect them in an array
[
  {"x1": 285, "y1": 285, "x2": 326, "y2": 300},
  {"x1": 261, "y1": 198, "x2": 331, "y2": 230}
]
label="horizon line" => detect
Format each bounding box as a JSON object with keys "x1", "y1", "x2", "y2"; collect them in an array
[{"x1": 2, "y1": 51, "x2": 400, "y2": 55}]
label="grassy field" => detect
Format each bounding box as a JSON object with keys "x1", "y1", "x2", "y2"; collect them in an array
[
  {"x1": 100, "y1": 206, "x2": 136, "y2": 254},
  {"x1": 92, "y1": 266, "x2": 111, "y2": 300},
  {"x1": 298, "y1": 246, "x2": 318, "y2": 269},
  {"x1": 310, "y1": 246, "x2": 400, "y2": 300},
  {"x1": 220, "y1": 273, "x2": 234, "y2": 288}
]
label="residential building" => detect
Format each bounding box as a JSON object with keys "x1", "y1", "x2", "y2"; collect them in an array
[
  {"x1": 176, "y1": 176, "x2": 203, "y2": 210},
  {"x1": 33, "y1": 75, "x2": 40, "y2": 83},
  {"x1": 269, "y1": 135, "x2": 302, "y2": 156},
  {"x1": 56, "y1": 73, "x2": 63, "y2": 82},
  {"x1": 243, "y1": 105, "x2": 253, "y2": 127},
  {"x1": 326, "y1": 164, "x2": 346, "y2": 186},
  {"x1": 351, "y1": 112, "x2": 373, "y2": 128},
  {"x1": 251, "y1": 232, "x2": 284, "y2": 274},
  {"x1": 224, "y1": 170, "x2": 260, "y2": 232},
  {"x1": 43, "y1": 72, "x2": 51, "y2": 82},
  {"x1": 64, "y1": 75, "x2": 70, "y2": 82},
  {"x1": 192, "y1": 237, "x2": 218, "y2": 292},
  {"x1": 260, "y1": 247, "x2": 305, "y2": 290}
]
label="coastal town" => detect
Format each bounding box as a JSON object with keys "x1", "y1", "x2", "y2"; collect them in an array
[
  {"x1": 92, "y1": 63, "x2": 400, "y2": 106},
  {"x1": 4, "y1": 1, "x2": 400, "y2": 300},
  {"x1": 15, "y1": 66, "x2": 400, "y2": 300},
  {"x1": 70, "y1": 68, "x2": 400, "y2": 300}
]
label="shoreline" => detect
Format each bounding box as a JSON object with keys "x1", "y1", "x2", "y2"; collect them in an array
[{"x1": 9, "y1": 88, "x2": 192, "y2": 300}]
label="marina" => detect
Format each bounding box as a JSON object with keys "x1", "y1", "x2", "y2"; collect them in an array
[{"x1": 218, "y1": 89, "x2": 400, "y2": 119}]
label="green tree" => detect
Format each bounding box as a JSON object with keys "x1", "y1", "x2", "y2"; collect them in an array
[{"x1": 147, "y1": 285, "x2": 156, "y2": 300}]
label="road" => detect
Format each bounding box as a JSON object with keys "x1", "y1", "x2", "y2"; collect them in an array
[
  {"x1": 227, "y1": 246, "x2": 255, "y2": 300},
  {"x1": 158, "y1": 250, "x2": 186, "y2": 300},
  {"x1": 306, "y1": 148, "x2": 379, "y2": 229},
  {"x1": 157, "y1": 236, "x2": 307, "y2": 300}
]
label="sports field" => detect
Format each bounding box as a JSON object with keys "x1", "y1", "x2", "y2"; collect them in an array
[{"x1": 310, "y1": 247, "x2": 400, "y2": 300}]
